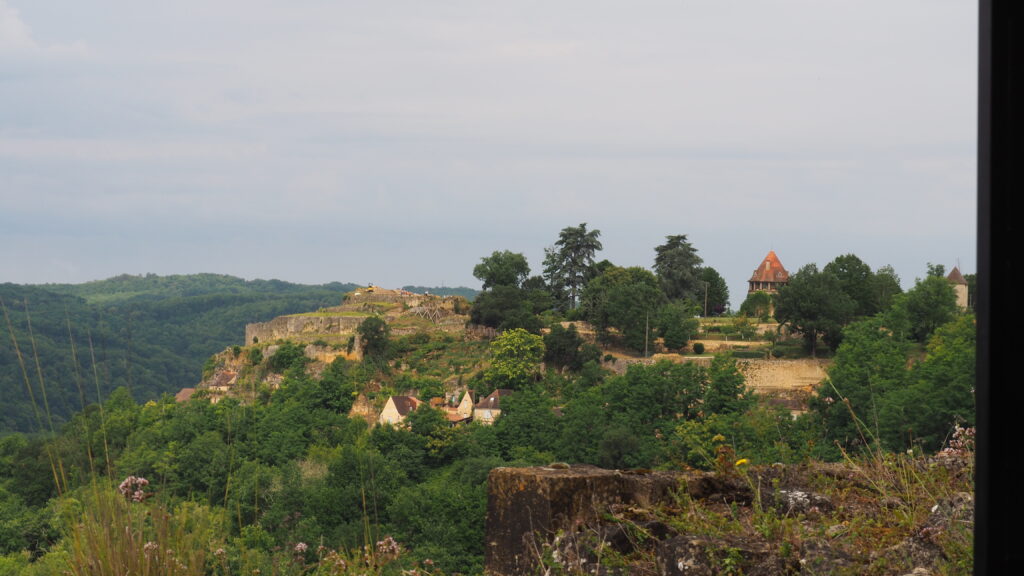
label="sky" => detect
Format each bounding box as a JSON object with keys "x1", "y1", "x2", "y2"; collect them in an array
[{"x1": 1, "y1": 0, "x2": 977, "y2": 307}]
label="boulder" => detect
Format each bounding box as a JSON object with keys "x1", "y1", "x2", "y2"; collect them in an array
[{"x1": 483, "y1": 465, "x2": 687, "y2": 576}]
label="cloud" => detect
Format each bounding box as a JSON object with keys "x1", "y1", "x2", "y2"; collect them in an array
[
  {"x1": 0, "y1": 0, "x2": 87, "y2": 56},
  {"x1": 0, "y1": 0, "x2": 34, "y2": 52}
]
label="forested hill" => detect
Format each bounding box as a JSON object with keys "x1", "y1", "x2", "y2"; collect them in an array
[{"x1": 0, "y1": 274, "x2": 448, "y2": 434}]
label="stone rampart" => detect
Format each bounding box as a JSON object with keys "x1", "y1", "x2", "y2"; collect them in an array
[{"x1": 245, "y1": 315, "x2": 365, "y2": 345}]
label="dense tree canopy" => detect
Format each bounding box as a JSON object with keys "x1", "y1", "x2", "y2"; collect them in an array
[
  {"x1": 872, "y1": 264, "x2": 903, "y2": 313},
  {"x1": 773, "y1": 264, "x2": 855, "y2": 356},
  {"x1": 810, "y1": 313, "x2": 975, "y2": 455},
  {"x1": 810, "y1": 316, "x2": 911, "y2": 453},
  {"x1": 468, "y1": 285, "x2": 549, "y2": 333},
  {"x1": 891, "y1": 274, "x2": 959, "y2": 343},
  {"x1": 823, "y1": 254, "x2": 877, "y2": 318},
  {"x1": 581, "y1": 266, "x2": 666, "y2": 353},
  {"x1": 0, "y1": 277, "x2": 354, "y2": 434}
]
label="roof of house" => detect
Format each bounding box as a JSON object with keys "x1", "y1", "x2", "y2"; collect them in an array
[
  {"x1": 474, "y1": 389, "x2": 514, "y2": 410},
  {"x1": 175, "y1": 388, "x2": 196, "y2": 403},
  {"x1": 388, "y1": 395, "x2": 424, "y2": 416},
  {"x1": 946, "y1": 266, "x2": 968, "y2": 285},
  {"x1": 748, "y1": 250, "x2": 790, "y2": 284},
  {"x1": 443, "y1": 410, "x2": 472, "y2": 423}
]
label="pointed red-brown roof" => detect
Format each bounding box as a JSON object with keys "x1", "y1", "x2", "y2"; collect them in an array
[
  {"x1": 946, "y1": 266, "x2": 967, "y2": 285},
  {"x1": 749, "y1": 250, "x2": 790, "y2": 283}
]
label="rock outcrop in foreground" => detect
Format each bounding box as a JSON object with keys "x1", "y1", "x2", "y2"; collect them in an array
[
  {"x1": 485, "y1": 465, "x2": 686, "y2": 575},
  {"x1": 484, "y1": 458, "x2": 973, "y2": 576}
]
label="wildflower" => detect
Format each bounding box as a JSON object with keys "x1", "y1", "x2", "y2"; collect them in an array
[
  {"x1": 143, "y1": 541, "x2": 159, "y2": 557},
  {"x1": 375, "y1": 536, "x2": 401, "y2": 558},
  {"x1": 712, "y1": 434, "x2": 726, "y2": 443},
  {"x1": 735, "y1": 458, "x2": 749, "y2": 467},
  {"x1": 118, "y1": 476, "x2": 150, "y2": 502},
  {"x1": 294, "y1": 542, "x2": 308, "y2": 554},
  {"x1": 214, "y1": 548, "x2": 227, "y2": 558}
]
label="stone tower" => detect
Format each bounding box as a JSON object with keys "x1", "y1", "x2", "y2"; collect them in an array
[
  {"x1": 946, "y1": 266, "x2": 969, "y2": 309},
  {"x1": 748, "y1": 250, "x2": 790, "y2": 294}
]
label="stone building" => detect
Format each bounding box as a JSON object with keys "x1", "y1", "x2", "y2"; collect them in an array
[
  {"x1": 378, "y1": 395, "x2": 425, "y2": 426},
  {"x1": 473, "y1": 389, "x2": 514, "y2": 425},
  {"x1": 748, "y1": 250, "x2": 790, "y2": 294},
  {"x1": 946, "y1": 266, "x2": 970, "y2": 309}
]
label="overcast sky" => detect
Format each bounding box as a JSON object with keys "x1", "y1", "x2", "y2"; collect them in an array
[{"x1": 1, "y1": 0, "x2": 977, "y2": 307}]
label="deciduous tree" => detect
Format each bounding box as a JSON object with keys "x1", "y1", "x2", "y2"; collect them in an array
[
  {"x1": 893, "y1": 274, "x2": 959, "y2": 343},
  {"x1": 486, "y1": 328, "x2": 545, "y2": 389},
  {"x1": 809, "y1": 316, "x2": 910, "y2": 452},
  {"x1": 472, "y1": 250, "x2": 531, "y2": 290},
  {"x1": 356, "y1": 316, "x2": 391, "y2": 360},
  {"x1": 824, "y1": 253, "x2": 877, "y2": 317},
  {"x1": 656, "y1": 301, "x2": 700, "y2": 351},
  {"x1": 581, "y1": 266, "x2": 666, "y2": 353},
  {"x1": 698, "y1": 266, "x2": 730, "y2": 316},
  {"x1": 773, "y1": 264, "x2": 855, "y2": 356}
]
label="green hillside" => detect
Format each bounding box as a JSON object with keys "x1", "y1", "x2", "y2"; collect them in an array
[{"x1": 1, "y1": 275, "x2": 365, "y2": 433}]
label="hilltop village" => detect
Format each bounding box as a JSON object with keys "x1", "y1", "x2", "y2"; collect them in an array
[
  {"x1": 184, "y1": 281, "x2": 769, "y2": 427},
  {"x1": 182, "y1": 249, "x2": 972, "y2": 431}
]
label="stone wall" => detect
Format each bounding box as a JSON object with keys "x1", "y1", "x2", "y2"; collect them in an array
[
  {"x1": 737, "y1": 358, "x2": 830, "y2": 394},
  {"x1": 245, "y1": 315, "x2": 365, "y2": 345},
  {"x1": 737, "y1": 358, "x2": 830, "y2": 414}
]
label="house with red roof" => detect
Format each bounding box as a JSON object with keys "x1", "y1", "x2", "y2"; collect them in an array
[{"x1": 748, "y1": 250, "x2": 790, "y2": 295}]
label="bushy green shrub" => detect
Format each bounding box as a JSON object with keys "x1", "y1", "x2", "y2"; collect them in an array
[{"x1": 693, "y1": 342, "x2": 705, "y2": 354}]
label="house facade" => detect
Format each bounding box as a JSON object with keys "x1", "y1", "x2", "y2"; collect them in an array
[
  {"x1": 378, "y1": 395, "x2": 425, "y2": 426},
  {"x1": 473, "y1": 389, "x2": 514, "y2": 425}
]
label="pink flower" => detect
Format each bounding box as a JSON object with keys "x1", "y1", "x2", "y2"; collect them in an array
[{"x1": 118, "y1": 476, "x2": 150, "y2": 502}]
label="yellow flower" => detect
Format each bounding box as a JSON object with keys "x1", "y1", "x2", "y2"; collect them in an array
[
  {"x1": 712, "y1": 434, "x2": 726, "y2": 443},
  {"x1": 735, "y1": 458, "x2": 749, "y2": 467}
]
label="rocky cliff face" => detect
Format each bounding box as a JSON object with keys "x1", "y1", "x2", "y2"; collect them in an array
[{"x1": 484, "y1": 457, "x2": 973, "y2": 576}]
